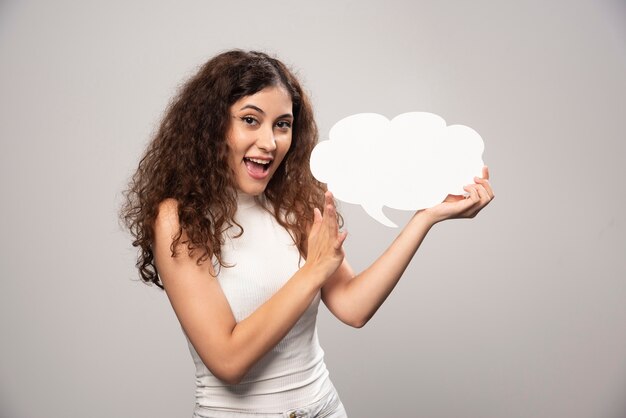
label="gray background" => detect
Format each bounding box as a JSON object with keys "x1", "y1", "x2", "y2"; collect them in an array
[{"x1": 1, "y1": 0, "x2": 625, "y2": 417}]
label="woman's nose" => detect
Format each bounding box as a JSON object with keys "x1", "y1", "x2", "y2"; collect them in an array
[{"x1": 256, "y1": 126, "x2": 277, "y2": 152}]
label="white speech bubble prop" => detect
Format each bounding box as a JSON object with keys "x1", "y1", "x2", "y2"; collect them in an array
[{"x1": 310, "y1": 112, "x2": 485, "y2": 227}]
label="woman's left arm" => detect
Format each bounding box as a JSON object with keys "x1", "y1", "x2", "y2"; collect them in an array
[{"x1": 322, "y1": 167, "x2": 495, "y2": 328}]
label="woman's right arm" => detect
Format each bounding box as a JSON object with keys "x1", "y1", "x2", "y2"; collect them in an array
[{"x1": 153, "y1": 197, "x2": 346, "y2": 385}]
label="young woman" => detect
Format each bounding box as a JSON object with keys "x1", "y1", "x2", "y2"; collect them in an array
[{"x1": 120, "y1": 49, "x2": 494, "y2": 418}]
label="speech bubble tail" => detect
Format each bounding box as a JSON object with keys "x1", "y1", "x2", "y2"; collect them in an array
[{"x1": 363, "y1": 205, "x2": 398, "y2": 228}]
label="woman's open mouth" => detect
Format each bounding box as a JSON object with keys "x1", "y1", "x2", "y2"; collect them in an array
[{"x1": 244, "y1": 157, "x2": 272, "y2": 180}]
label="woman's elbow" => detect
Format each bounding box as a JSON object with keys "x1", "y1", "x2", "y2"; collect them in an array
[
  {"x1": 215, "y1": 371, "x2": 245, "y2": 385},
  {"x1": 201, "y1": 356, "x2": 248, "y2": 385},
  {"x1": 343, "y1": 314, "x2": 369, "y2": 329},
  {"x1": 330, "y1": 306, "x2": 371, "y2": 328}
]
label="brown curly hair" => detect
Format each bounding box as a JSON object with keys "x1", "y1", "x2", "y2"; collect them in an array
[{"x1": 120, "y1": 50, "x2": 341, "y2": 289}]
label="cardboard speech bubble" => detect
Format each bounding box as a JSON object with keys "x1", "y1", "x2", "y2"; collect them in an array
[{"x1": 310, "y1": 112, "x2": 485, "y2": 227}]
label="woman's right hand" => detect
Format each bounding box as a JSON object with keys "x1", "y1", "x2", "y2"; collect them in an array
[{"x1": 304, "y1": 191, "x2": 348, "y2": 283}]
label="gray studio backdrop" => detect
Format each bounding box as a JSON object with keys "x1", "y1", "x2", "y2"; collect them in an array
[{"x1": 1, "y1": 1, "x2": 625, "y2": 417}]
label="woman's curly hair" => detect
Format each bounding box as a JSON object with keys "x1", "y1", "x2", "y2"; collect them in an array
[{"x1": 119, "y1": 50, "x2": 341, "y2": 289}]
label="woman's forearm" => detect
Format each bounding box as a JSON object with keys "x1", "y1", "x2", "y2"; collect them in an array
[
  {"x1": 335, "y1": 168, "x2": 494, "y2": 327},
  {"x1": 323, "y1": 210, "x2": 436, "y2": 327},
  {"x1": 220, "y1": 263, "x2": 325, "y2": 383}
]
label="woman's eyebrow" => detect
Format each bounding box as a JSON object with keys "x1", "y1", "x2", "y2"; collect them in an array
[
  {"x1": 239, "y1": 104, "x2": 293, "y2": 120},
  {"x1": 240, "y1": 104, "x2": 264, "y2": 114}
]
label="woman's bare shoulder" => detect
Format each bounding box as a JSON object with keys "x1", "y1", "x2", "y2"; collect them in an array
[
  {"x1": 153, "y1": 198, "x2": 213, "y2": 268},
  {"x1": 154, "y1": 198, "x2": 181, "y2": 237},
  {"x1": 153, "y1": 198, "x2": 191, "y2": 261}
]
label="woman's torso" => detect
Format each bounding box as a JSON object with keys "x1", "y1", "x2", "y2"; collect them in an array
[{"x1": 185, "y1": 193, "x2": 334, "y2": 413}]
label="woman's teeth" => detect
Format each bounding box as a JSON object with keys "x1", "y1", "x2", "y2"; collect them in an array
[{"x1": 246, "y1": 157, "x2": 271, "y2": 165}]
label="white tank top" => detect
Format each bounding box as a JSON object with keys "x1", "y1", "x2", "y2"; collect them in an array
[{"x1": 185, "y1": 192, "x2": 334, "y2": 412}]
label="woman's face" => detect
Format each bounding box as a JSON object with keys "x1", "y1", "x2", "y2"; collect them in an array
[{"x1": 226, "y1": 86, "x2": 293, "y2": 196}]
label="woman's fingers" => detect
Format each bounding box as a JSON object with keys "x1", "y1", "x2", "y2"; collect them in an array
[
  {"x1": 474, "y1": 178, "x2": 494, "y2": 199},
  {"x1": 474, "y1": 179, "x2": 494, "y2": 201},
  {"x1": 472, "y1": 183, "x2": 490, "y2": 203},
  {"x1": 310, "y1": 207, "x2": 322, "y2": 236},
  {"x1": 325, "y1": 190, "x2": 333, "y2": 206},
  {"x1": 474, "y1": 166, "x2": 494, "y2": 199},
  {"x1": 459, "y1": 185, "x2": 480, "y2": 216},
  {"x1": 323, "y1": 191, "x2": 334, "y2": 216},
  {"x1": 463, "y1": 184, "x2": 480, "y2": 203},
  {"x1": 322, "y1": 191, "x2": 338, "y2": 229},
  {"x1": 482, "y1": 166, "x2": 490, "y2": 180},
  {"x1": 461, "y1": 182, "x2": 492, "y2": 217},
  {"x1": 314, "y1": 207, "x2": 322, "y2": 223},
  {"x1": 324, "y1": 204, "x2": 336, "y2": 236},
  {"x1": 321, "y1": 191, "x2": 345, "y2": 248},
  {"x1": 335, "y1": 229, "x2": 348, "y2": 250}
]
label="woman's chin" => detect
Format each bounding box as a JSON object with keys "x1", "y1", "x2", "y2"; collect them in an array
[{"x1": 236, "y1": 181, "x2": 267, "y2": 196}]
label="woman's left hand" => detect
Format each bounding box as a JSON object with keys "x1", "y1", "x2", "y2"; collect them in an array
[{"x1": 423, "y1": 166, "x2": 495, "y2": 225}]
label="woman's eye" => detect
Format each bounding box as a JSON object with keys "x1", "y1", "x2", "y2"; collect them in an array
[
  {"x1": 276, "y1": 120, "x2": 292, "y2": 130},
  {"x1": 241, "y1": 116, "x2": 258, "y2": 125}
]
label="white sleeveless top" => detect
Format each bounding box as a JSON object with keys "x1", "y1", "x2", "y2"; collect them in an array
[{"x1": 185, "y1": 192, "x2": 334, "y2": 412}]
